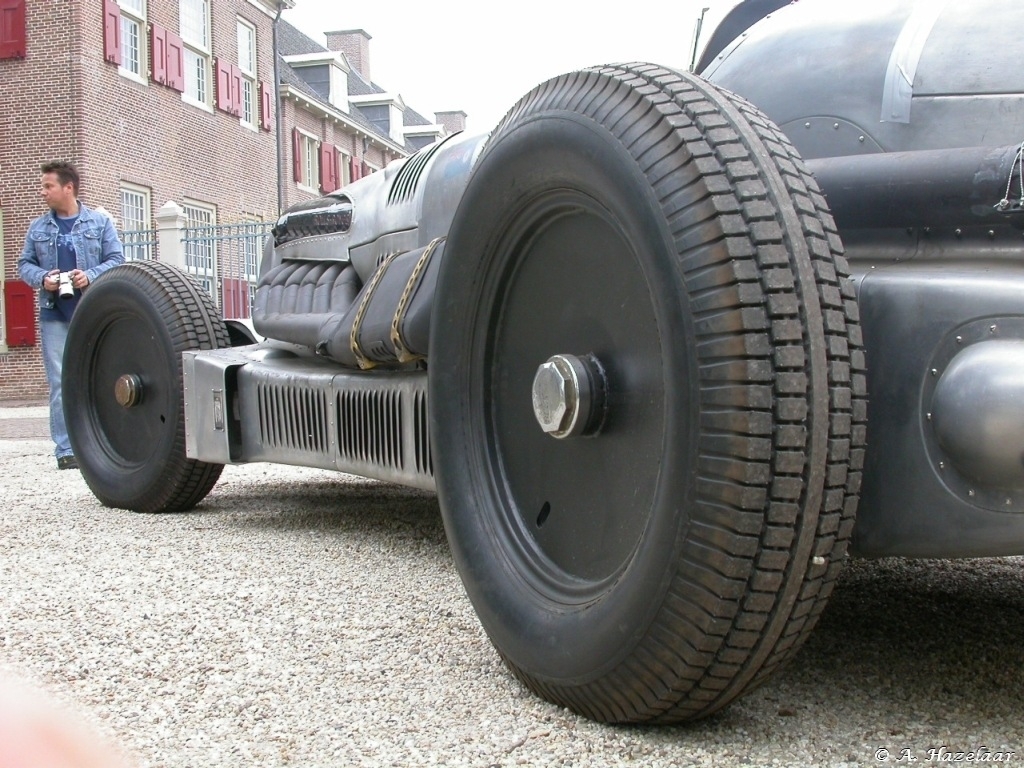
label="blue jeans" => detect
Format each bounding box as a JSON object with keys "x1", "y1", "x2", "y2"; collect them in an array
[{"x1": 40, "y1": 318, "x2": 72, "y2": 459}]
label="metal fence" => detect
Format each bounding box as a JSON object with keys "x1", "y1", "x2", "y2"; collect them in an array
[
  {"x1": 120, "y1": 227, "x2": 159, "y2": 262},
  {"x1": 118, "y1": 221, "x2": 273, "y2": 319}
]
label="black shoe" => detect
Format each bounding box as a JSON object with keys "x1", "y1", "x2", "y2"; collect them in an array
[{"x1": 57, "y1": 455, "x2": 79, "y2": 470}]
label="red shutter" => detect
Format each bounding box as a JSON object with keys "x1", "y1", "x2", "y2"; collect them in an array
[
  {"x1": 361, "y1": 161, "x2": 371, "y2": 177},
  {"x1": 4, "y1": 280, "x2": 37, "y2": 346},
  {"x1": 214, "y1": 57, "x2": 232, "y2": 113},
  {"x1": 102, "y1": 0, "x2": 120, "y2": 65},
  {"x1": 258, "y1": 81, "x2": 272, "y2": 131},
  {"x1": 319, "y1": 143, "x2": 336, "y2": 193},
  {"x1": 350, "y1": 156, "x2": 360, "y2": 181},
  {"x1": 165, "y1": 30, "x2": 184, "y2": 91},
  {"x1": 150, "y1": 23, "x2": 167, "y2": 84},
  {"x1": 222, "y1": 279, "x2": 235, "y2": 319},
  {"x1": 292, "y1": 129, "x2": 302, "y2": 183},
  {"x1": 223, "y1": 279, "x2": 248, "y2": 319},
  {"x1": 0, "y1": 0, "x2": 26, "y2": 59},
  {"x1": 230, "y1": 64, "x2": 243, "y2": 117}
]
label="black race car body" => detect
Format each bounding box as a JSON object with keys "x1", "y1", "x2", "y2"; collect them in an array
[{"x1": 65, "y1": 0, "x2": 1024, "y2": 724}]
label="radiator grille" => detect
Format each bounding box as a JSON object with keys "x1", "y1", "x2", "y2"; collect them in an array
[
  {"x1": 257, "y1": 383, "x2": 330, "y2": 454},
  {"x1": 337, "y1": 390, "x2": 404, "y2": 469}
]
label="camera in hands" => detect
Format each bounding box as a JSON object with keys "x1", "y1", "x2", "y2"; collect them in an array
[{"x1": 58, "y1": 271, "x2": 75, "y2": 300}]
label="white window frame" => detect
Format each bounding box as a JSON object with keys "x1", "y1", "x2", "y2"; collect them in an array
[
  {"x1": 119, "y1": 184, "x2": 152, "y2": 262},
  {"x1": 118, "y1": 0, "x2": 147, "y2": 83},
  {"x1": 237, "y1": 18, "x2": 258, "y2": 130},
  {"x1": 297, "y1": 130, "x2": 320, "y2": 193},
  {"x1": 339, "y1": 150, "x2": 351, "y2": 187},
  {"x1": 182, "y1": 200, "x2": 217, "y2": 302},
  {"x1": 242, "y1": 215, "x2": 263, "y2": 315},
  {"x1": 242, "y1": 216, "x2": 262, "y2": 283},
  {"x1": 180, "y1": 0, "x2": 212, "y2": 109}
]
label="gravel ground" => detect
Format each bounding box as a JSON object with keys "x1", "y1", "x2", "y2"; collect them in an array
[{"x1": 1, "y1": 405, "x2": 1022, "y2": 767}]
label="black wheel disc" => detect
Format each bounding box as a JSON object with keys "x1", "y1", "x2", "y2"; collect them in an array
[
  {"x1": 81, "y1": 312, "x2": 180, "y2": 467},
  {"x1": 487, "y1": 192, "x2": 667, "y2": 591},
  {"x1": 65, "y1": 261, "x2": 228, "y2": 512}
]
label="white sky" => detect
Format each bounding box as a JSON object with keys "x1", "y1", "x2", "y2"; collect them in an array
[{"x1": 281, "y1": 1, "x2": 738, "y2": 134}]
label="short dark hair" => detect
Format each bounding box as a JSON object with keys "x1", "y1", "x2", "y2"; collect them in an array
[{"x1": 40, "y1": 161, "x2": 80, "y2": 195}]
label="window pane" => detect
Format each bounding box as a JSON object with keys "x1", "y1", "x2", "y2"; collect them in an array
[
  {"x1": 120, "y1": 0, "x2": 144, "y2": 14},
  {"x1": 185, "y1": 48, "x2": 207, "y2": 103},
  {"x1": 243, "y1": 225, "x2": 261, "y2": 278},
  {"x1": 303, "y1": 137, "x2": 316, "y2": 186},
  {"x1": 120, "y1": 188, "x2": 151, "y2": 261},
  {"x1": 120, "y1": 191, "x2": 146, "y2": 230},
  {"x1": 242, "y1": 79, "x2": 254, "y2": 124},
  {"x1": 120, "y1": 16, "x2": 140, "y2": 75},
  {"x1": 180, "y1": 0, "x2": 208, "y2": 47},
  {"x1": 237, "y1": 21, "x2": 255, "y2": 74},
  {"x1": 183, "y1": 203, "x2": 216, "y2": 305}
]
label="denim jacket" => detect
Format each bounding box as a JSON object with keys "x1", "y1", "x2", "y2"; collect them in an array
[{"x1": 17, "y1": 202, "x2": 125, "y2": 313}]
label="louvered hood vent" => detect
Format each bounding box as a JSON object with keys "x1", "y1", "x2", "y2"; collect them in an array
[{"x1": 387, "y1": 141, "x2": 446, "y2": 206}]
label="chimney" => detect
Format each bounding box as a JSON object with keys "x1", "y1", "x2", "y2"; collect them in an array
[
  {"x1": 325, "y1": 29, "x2": 371, "y2": 81},
  {"x1": 436, "y1": 110, "x2": 467, "y2": 134}
]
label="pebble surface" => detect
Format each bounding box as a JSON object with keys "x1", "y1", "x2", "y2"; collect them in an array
[{"x1": 1, "y1": 405, "x2": 1022, "y2": 767}]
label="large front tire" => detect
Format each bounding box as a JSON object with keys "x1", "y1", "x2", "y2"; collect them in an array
[
  {"x1": 64, "y1": 261, "x2": 229, "y2": 513},
  {"x1": 429, "y1": 64, "x2": 867, "y2": 723}
]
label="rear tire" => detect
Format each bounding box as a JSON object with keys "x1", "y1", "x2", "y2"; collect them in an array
[
  {"x1": 429, "y1": 64, "x2": 867, "y2": 722},
  {"x1": 64, "y1": 261, "x2": 229, "y2": 513}
]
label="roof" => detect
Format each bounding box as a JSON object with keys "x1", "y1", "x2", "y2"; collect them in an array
[{"x1": 276, "y1": 20, "x2": 442, "y2": 154}]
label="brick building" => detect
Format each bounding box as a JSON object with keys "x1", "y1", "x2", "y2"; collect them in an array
[{"x1": 0, "y1": 0, "x2": 464, "y2": 399}]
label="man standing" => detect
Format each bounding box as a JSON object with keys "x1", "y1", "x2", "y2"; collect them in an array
[{"x1": 17, "y1": 161, "x2": 124, "y2": 469}]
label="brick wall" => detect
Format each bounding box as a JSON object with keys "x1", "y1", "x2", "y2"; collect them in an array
[
  {"x1": 1, "y1": 0, "x2": 429, "y2": 399},
  {"x1": 0, "y1": 0, "x2": 280, "y2": 398},
  {"x1": 0, "y1": 0, "x2": 77, "y2": 399}
]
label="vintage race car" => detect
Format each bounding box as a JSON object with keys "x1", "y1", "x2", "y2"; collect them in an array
[{"x1": 64, "y1": 0, "x2": 1024, "y2": 723}]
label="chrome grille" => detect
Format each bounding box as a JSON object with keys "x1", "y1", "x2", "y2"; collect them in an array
[
  {"x1": 414, "y1": 389, "x2": 433, "y2": 477},
  {"x1": 337, "y1": 389, "x2": 404, "y2": 470},
  {"x1": 257, "y1": 382, "x2": 330, "y2": 455}
]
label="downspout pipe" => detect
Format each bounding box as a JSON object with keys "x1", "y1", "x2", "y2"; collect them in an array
[{"x1": 273, "y1": 3, "x2": 285, "y2": 214}]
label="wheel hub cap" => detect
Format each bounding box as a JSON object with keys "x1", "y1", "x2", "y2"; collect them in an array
[
  {"x1": 531, "y1": 354, "x2": 606, "y2": 438},
  {"x1": 114, "y1": 374, "x2": 143, "y2": 408}
]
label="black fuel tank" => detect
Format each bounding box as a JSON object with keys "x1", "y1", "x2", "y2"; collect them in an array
[{"x1": 701, "y1": 0, "x2": 1024, "y2": 159}]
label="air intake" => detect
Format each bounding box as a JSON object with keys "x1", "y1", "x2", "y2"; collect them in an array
[
  {"x1": 337, "y1": 389, "x2": 405, "y2": 470},
  {"x1": 257, "y1": 382, "x2": 331, "y2": 455}
]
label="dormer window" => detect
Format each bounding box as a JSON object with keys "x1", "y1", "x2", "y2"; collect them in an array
[
  {"x1": 283, "y1": 52, "x2": 349, "y2": 112},
  {"x1": 350, "y1": 93, "x2": 406, "y2": 145}
]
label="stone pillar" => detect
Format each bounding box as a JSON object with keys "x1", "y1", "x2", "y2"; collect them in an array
[{"x1": 156, "y1": 200, "x2": 187, "y2": 270}]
